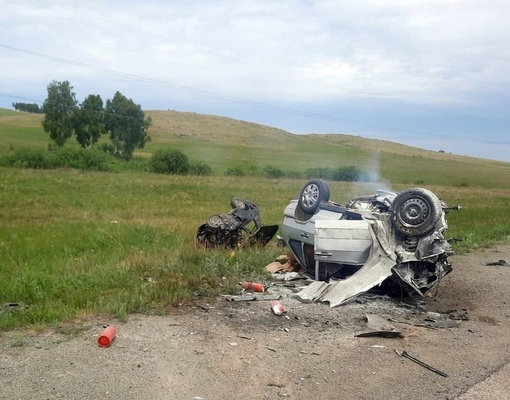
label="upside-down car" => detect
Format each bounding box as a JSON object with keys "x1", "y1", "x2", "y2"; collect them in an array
[{"x1": 281, "y1": 179, "x2": 459, "y2": 306}]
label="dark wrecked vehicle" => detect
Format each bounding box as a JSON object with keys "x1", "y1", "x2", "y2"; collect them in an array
[
  {"x1": 197, "y1": 197, "x2": 278, "y2": 248},
  {"x1": 281, "y1": 179, "x2": 459, "y2": 307}
]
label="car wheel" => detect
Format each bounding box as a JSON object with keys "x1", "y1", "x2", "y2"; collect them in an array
[
  {"x1": 391, "y1": 188, "x2": 443, "y2": 237},
  {"x1": 298, "y1": 179, "x2": 330, "y2": 214},
  {"x1": 230, "y1": 197, "x2": 247, "y2": 209},
  {"x1": 207, "y1": 214, "x2": 223, "y2": 229}
]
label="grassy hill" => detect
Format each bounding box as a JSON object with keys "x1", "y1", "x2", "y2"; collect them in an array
[
  {"x1": 144, "y1": 110, "x2": 510, "y2": 189},
  {"x1": 2, "y1": 107, "x2": 509, "y2": 189}
]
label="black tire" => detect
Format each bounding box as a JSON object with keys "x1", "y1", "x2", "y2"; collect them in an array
[
  {"x1": 391, "y1": 188, "x2": 443, "y2": 237},
  {"x1": 207, "y1": 214, "x2": 223, "y2": 229},
  {"x1": 298, "y1": 179, "x2": 331, "y2": 214},
  {"x1": 230, "y1": 197, "x2": 247, "y2": 209}
]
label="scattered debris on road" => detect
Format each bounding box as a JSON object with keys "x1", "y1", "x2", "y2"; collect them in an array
[
  {"x1": 395, "y1": 350, "x2": 448, "y2": 377},
  {"x1": 223, "y1": 294, "x2": 282, "y2": 302},
  {"x1": 484, "y1": 259, "x2": 510, "y2": 267},
  {"x1": 355, "y1": 314, "x2": 402, "y2": 338},
  {"x1": 240, "y1": 281, "x2": 265, "y2": 292},
  {"x1": 271, "y1": 301, "x2": 286, "y2": 316}
]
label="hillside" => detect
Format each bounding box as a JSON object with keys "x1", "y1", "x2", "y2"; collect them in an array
[{"x1": 2, "y1": 107, "x2": 509, "y2": 188}]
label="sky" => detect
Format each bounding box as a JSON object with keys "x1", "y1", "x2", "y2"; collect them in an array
[{"x1": 1, "y1": 0, "x2": 509, "y2": 162}]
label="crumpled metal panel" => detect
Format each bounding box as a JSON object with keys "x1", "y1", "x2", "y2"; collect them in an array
[{"x1": 295, "y1": 220, "x2": 398, "y2": 307}]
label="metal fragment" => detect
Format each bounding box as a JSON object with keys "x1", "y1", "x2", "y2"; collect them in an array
[{"x1": 395, "y1": 350, "x2": 448, "y2": 377}]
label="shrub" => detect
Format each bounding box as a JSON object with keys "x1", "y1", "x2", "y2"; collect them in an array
[
  {"x1": 149, "y1": 149, "x2": 190, "y2": 175},
  {"x1": 264, "y1": 165, "x2": 285, "y2": 178},
  {"x1": 305, "y1": 167, "x2": 333, "y2": 180},
  {"x1": 331, "y1": 166, "x2": 360, "y2": 182},
  {"x1": 99, "y1": 143, "x2": 115, "y2": 156},
  {"x1": 224, "y1": 167, "x2": 244, "y2": 177},
  {"x1": 1, "y1": 148, "x2": 111, "y2": 171},
  {"x1": 285, "y1": 170, "x2": 304, "y2": 179},
  {"x1": 190, "y1": 161, "x2": 212, "y2": 176},
  {"x1": 305, "y1": 166, "x2": 362, "y2": 182},
  {"x1": 4, "y1": 148, "x2": 49, "y2": 169},
  {"x1": 48, "y1": 148, "x2": 111, "y2": 171}
]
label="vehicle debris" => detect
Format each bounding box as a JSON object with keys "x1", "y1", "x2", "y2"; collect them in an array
[
  {"x1": 355, "y1": 314, "x2": 402, "y2": 338},
  {"x1": 281, "y1": 179, "x2": 459, "y2": 306},
  {"x1": 223, "y1": 294, "x2": 282, "y2": 302},
  {"x1": 270, "y1": 272, "x2": 304, "y2": 281},
  {"x1": 395, "y1": 350, "x2": 448, "y2": 377},
  {"x1": 265, "y1": 260, "x2": 296, "y2": 273},
  {"x1": 0, "y1": 302, "x2": 29, "y2": 313},
  {"x1": 271, "y1": 300, "x2": 286, "y2": 315},
  {"x1": 240, "y1": 281, "x2": 265, "y2": 292},
  {"x1": 422, "y1": 319, "x2": 461, "y2": 329},
  {"x1": 196, "y1": 197, "x2": 278, "y2": 248},
  {"x1": 97, "y1": 325, "x2": 116, "y2": 348},
  {"x1": 484, "y1": 259, "x2": 510, "y2": 267}
]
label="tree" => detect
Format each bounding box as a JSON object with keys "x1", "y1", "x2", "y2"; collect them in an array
[
  {"x1": 104, "y1": 92, "x2": 151, "y2": 161},
  {"x1": 42, "y1": 80, "x2": 78, "y2": 148},
  {"x1": 73, "y1": 94, "x2": 105, "y2": 148},
  {"x1": 12, "y1": 102, "x2": 42, "y2": 113}
]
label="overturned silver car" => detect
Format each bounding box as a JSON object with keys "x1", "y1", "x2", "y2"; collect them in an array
[{"x1": 281, "y1": 180, "x2": 458, "y2": 307}]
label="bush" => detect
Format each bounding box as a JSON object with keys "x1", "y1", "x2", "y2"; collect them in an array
[
  {"x1": 3, "y1": 148, "x2": 49, "y2": 169},
  {"x1": 190, "y1": 161, "x2": 212, "y2": 176},
  {"x1": 1, "y1": 147, "x2": 112, "y2": 171},
  {"x1": 285, "y1": 170, "x2": 304, "y2": 179},
  {"x1": 263, "y1": 165, "x2": 285, "y2": 178},
  {"x1": 99, "y1": 143, "x2": 116, "y2": 156},
  {"x1": 331, "y1": 166, "x2": 360, "y2": 182},
  {"x1": 224, "y1": 167, "x2": 244, "y2": 177},
  {"x1": 149, "y1": 149, "x2": 190, "y2": 175},
  {"x1": 305, "y1": 166, "x2": 362, "y2": 182},
  {"x1": 48, "y1": 148, "x2": 111, "y2": 171},
  {"x1": 305, "y1": 167, "x2": 333, "y2": 180}
]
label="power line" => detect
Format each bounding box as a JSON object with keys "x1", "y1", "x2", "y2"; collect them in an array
[{"x1": 0, "y1": 43, "x2": 451, "y2": 139}]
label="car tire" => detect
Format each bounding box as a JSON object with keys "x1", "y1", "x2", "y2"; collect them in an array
[
  {"x1": 298, "y1": 179, "x2": 331, "y2": 214},
  {"x1": 230, "y1": 197, "x2": 247, "y2": 209},
  {"x1": 391, "y1": 188, "x2": 443, "y2": 237}
]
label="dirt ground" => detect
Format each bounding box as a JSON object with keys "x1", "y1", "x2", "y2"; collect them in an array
[{"x1": 1, "y1": 244, "x2": 510, "y2": 400}]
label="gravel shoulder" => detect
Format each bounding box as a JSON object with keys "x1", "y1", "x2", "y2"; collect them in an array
[{"x1": 2, "y1": 244, "x2": 510, "y2": 400}]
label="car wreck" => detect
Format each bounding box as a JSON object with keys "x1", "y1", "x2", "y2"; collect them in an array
[
  {"x1": 197, "y1": 197, "x2": 278, "y2": 248},
  {"x1": 281, "y1": 179, "x2": 459, "y2": 307}
]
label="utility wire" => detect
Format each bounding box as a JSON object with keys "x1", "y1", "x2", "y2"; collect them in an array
[{"x1": 0, "y1": 43, "x2": 450, "y2": 138}]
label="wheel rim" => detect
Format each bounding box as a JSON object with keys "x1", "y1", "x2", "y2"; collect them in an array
[
  {"x1": 231, "y1": 198, "x2": 245, "y2": 209},
  {"x1": 398, "y1": 198, "x2": 429, "y2": 228},
  {"x1": 301, "y1": 183, "x2": 320, "y2": 208},
  {"x1": 208, "y1": 215, "x2": 223, "y2": 228}
]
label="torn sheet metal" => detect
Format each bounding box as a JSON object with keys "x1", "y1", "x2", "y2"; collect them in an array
[
  {"x1": 295, "y1": 220, "x2": 397, "y2": 307},
  {"x1": 355, "y1": 314, "x2": 402, "y2": 338}
]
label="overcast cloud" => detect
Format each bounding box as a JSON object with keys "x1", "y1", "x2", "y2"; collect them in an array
[{"x1": 1, "y1": 0, "x2": 509, "y2": 161}]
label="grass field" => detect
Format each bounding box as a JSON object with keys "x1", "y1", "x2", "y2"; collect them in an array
[{"x1": 1, "y1": 108, "x2": 509, "y2": 330}]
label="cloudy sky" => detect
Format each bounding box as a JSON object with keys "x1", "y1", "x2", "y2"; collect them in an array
[{"x1": 1, "y1": 0, "x2": 509, "y2": 161}]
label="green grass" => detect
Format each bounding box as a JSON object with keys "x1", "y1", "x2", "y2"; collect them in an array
[{"x1": 1, "y1": 108, "x2": 510, "y2": 330}]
